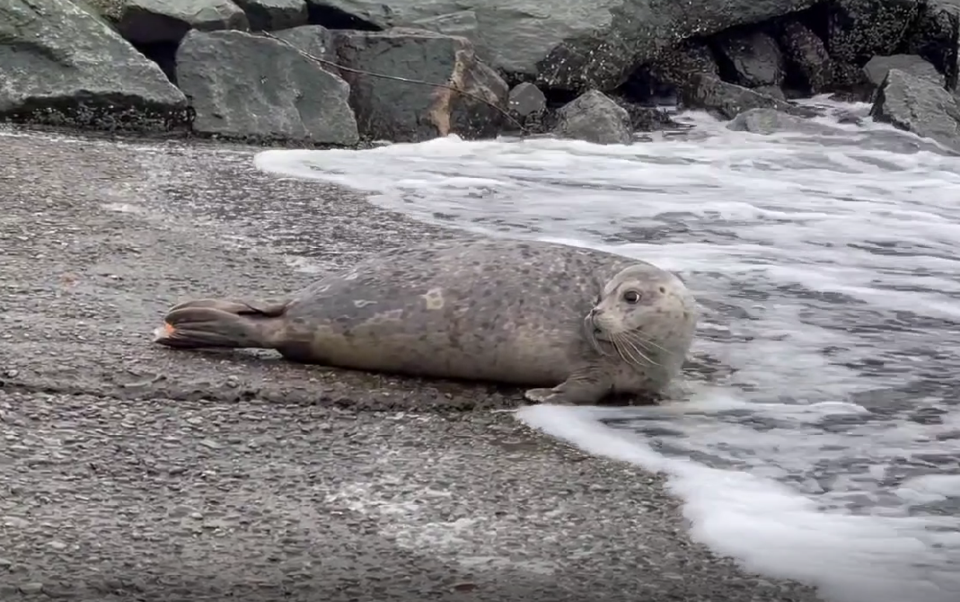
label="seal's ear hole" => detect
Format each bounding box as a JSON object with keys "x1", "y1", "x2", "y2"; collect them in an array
[{"x1": 659, "y1": 286, "x2": 666, "y2": 293}]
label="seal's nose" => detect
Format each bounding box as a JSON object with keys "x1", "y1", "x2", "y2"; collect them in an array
[{"x1": 590, "y1": 307, "x2": 603, "y2": 317}]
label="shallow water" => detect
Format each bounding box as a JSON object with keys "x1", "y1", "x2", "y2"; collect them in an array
[{"x1": 254, "y1": 98, "x2": 960, "y2": 602}]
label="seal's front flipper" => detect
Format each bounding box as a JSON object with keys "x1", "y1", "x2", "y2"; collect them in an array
[
  {"x1": 153, "y1": 302, "x2": 284, "y2": 350},
  {"x1": 523, "y1": 371, "x2": 612, "y2": 406}
]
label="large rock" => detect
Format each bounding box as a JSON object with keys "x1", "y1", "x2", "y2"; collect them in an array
[
  {"x1": 0, "y1": 0, "x2": 187, "y2": 131},
  {"x1": 175, "y1": 30, "x2": 358, "y2": 144},
  {"x1": 332, "y1": 29, "x2": 508, "y2": 142},
  {"x1": 114, "y1": 0, "x2": 249, "y2": 45},
  {"x1": 869, "y1": 68, "x2": 960, "y2": 152},
  {"x1": 552, "y1": 90, "x2": 632, "y2": 145},
  {"x1": 234, "y1": 0, "x2": 308, "y2": 31},
  {"x1": 679, "y1": 74, "x2": 816, "y2": 120},
  {"x1": 864, "y1": 54, "x2": 944, "y2": 88},
  {"x1": 302, "y1": 0, "x2": 818, "y2": 91}
]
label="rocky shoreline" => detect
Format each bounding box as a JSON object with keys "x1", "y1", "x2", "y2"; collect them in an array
[{"x1": 2, "y1": 0, "x2": 959, "y2": 149}]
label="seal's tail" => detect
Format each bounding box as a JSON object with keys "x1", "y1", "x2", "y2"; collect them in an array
[{"x1": 152, "y1": 299, "x2": 286, "y2": 350}]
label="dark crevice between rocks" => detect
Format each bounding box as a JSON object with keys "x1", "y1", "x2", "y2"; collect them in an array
[
  {"x1": 612, "y1": 67, "x2": 681, "y2": 132},
  {"x1": 617, "y1": 65, "x2": 678, "y2": 106},
  {"x1": 799, "y1": 1, "x2": 833, "y2": 50},
  {"x1": 306, "y1": 4, "x2": 381, "y2": 31},
  {"x1": 132, "y1": 41, "x2": 180, "y2": 85}
]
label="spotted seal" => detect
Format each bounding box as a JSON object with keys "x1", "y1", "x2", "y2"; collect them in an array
[{"x1": 152, "y1": 237, "x2": 698, "y2": 405}]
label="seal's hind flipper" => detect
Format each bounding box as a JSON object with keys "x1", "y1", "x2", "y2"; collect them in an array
[
  {"x1": 166, "y1": 298, "x2": 286, "y2": 316},
  {"x1": 153, "y1": 302, "x2": 284, "y2": 350}
]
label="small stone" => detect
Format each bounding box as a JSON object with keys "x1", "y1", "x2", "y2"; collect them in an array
[
  {"x1": 552, "y1": 90, "x2": 632, "y2": 145},
  {"x1": 19, "y1": 583, "x2": 43, "y2": 594},
  {"x1": 508, "y1": 83, "x2": 546, "y2": 118},
  {"x1": 48, "y1": 540, "x2": 67, "y2": 550},
  {"x1": 198, "y1": 438, "x2": 222, "y2": 450}
]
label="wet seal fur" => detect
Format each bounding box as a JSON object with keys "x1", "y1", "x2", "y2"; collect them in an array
[{"x1": 153, "y1": 237, "x2": 699, "y2": 405}]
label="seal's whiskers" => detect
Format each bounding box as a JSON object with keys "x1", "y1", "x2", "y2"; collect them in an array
[
  {"x1": 620, "y1": 330, "x2": 672, "y2": 356},
  {"x1": 612, "y1": 333, "x2": 659, "y2": 368}
]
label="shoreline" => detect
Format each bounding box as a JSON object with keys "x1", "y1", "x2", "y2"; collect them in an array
[{"x1": 0, "y1": 125, "x2": 825, "y2": 601}]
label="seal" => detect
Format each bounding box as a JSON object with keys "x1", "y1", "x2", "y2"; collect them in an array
[{"x1": 152, "y1": 237, "x2": 698, "y2": 405}]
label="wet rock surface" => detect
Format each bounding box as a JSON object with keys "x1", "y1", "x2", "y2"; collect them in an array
[
  {"x1": 0, "y1": 125, "x2": 828, "y2": 602},
  {"x1": 175, "y1": 29, "x2": 358, "y2": 144}
]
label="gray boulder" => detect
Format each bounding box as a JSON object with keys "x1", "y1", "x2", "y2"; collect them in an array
[
  {"x1": 302, "y1": 0, "x2": 819, "y2": 91},
  {"x1": 869, "y1": 68, "x2": 960, "y2": 152},
  {"x1": 333, "y1": 29, "x2": 508, "y2": 142},
  {"x1": 680, "y1": 74, "x2": 817, "y2": 120},
  {"x1": 114, "y1": 0, "x2": 249, "y2": 45},
  {"x1": 552, "y1": 90, "x2": 632, "y2": 145},
  {"x1": 175, "y1": 30, "x2": 358, "y2": 145},
  {"x1": 864, "y1": 54, "x2": 944, "y2": 88},
  {"x1": 508, "y1": 83, "x2": 546, "y2": 118},
  {"x1": 715, "y1": 32, "x2": 785, "y2": 89},
  {"x1": 0, "y1": 0, "x2": 187, "y2": 131},
  {"x1": 273, "y1": 24, "x2": 338, "y2": 67},
  {"x1": 234, "y1": 0, "x2": 308, "y2": 31},
  {"x1": 727, "y1": 108, "x2": 843, "y2": 136}
]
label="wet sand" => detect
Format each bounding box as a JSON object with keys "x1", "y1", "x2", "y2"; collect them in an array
[{"x1": 0, "y1": 125, "x2": 825, "y2": 602}]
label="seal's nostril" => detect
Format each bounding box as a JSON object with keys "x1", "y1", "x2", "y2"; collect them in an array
[{"x1": 590, "y1": 307, "x2": 602, "y2": 317}]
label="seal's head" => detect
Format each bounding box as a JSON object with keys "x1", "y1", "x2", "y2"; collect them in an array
[{"x1": 585, "y1": 264, "x2": 695, "y2": 370}]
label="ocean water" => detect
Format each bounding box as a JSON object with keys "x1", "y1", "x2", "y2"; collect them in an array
[{"x1": 253, "y1": 98, "x2": 960, "y2": 602}]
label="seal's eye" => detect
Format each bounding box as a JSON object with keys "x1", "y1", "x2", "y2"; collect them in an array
[{"x1": 622, "y1": 290, "x2": 641, "y2": 304}]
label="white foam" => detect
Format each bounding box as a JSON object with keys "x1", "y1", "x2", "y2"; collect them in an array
[
  {"x1": 254, "y1": 102, "x2": 960, "y2": 602},
  {"x1": 516, "y1": 404, "x2": 959, "y2": 602}
]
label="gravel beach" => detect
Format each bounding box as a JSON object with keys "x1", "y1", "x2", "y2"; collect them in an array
[{"x1": 0, "y1": 126, "x2": 826, "y2": 602}]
